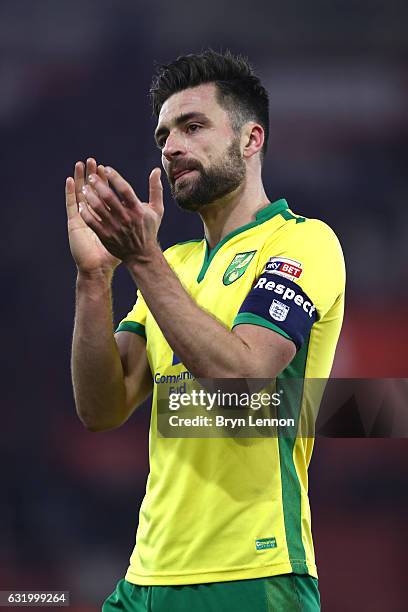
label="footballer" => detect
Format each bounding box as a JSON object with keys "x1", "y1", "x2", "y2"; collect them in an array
[{"x1": 66, "y1": 50, "x2": 345, "y2": 611}]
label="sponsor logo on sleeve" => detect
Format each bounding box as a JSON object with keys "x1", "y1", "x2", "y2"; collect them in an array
[
  {"x1": 269, "y1": 300, "x2": 290, "y2": 322},
  {"x1": 264, "y1": 257, "x2": 303, "y2": 280}
]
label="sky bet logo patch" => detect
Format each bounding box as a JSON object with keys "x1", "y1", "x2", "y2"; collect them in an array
[{"x1": 264, "y1": 257, "x2": 303, "y2": 281}]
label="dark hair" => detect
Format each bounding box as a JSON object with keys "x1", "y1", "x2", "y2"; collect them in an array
[{"x1": 150, "y1": 49, "x2": 269, "y2": 159}]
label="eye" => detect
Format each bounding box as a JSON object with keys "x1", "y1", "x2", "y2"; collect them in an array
[
  {"x1": 186, "y1": 123, "x2": 201, "y2": 134},
  {"x1": 157, "y1": 137, "x2": 167, "y2": 150}
]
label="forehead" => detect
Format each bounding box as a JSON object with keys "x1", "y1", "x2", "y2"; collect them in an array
[{"x1": 157, "y1": 83, "x2": 228, "y2": 126}]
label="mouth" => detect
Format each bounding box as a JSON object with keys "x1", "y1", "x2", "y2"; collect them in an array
[{"x1": 172, "y1": 169, "x2": 196, "y2": 182}]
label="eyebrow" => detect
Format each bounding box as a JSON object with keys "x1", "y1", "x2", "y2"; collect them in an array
[{"x1": 154, "y1": 112, "x2": 209, "y2": 145}]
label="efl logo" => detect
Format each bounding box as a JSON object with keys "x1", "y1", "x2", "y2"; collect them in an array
[{"x1": 265, "y1": 257, "x2": 303, "y2": 280}]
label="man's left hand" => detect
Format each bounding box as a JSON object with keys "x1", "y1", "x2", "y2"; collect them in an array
[{"x1": 79, "y1": 166, "x2": 164, "y2": 264}]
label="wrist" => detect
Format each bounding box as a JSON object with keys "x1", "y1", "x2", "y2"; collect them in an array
[
  {"x1": 76, "y1": 267, "x2": 114, "y2": 286},
  {"x1": 124, "y1": 244, "x2": 163, "y2": 272}
]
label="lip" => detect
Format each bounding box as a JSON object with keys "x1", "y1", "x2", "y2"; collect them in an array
[{"x1": 173, "y1": 169, "x2": 194, "y2": 181}]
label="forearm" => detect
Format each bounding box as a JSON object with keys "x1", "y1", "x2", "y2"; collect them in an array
[
  {"x1": 127, "y1": 249, "x2": 255, "y2": 378},
  {"x1": 74, "y1": 167, "x2": 294, "y2": 380},
  {"x1": 72, "y1": 270, "x2": 127, "y2": 430}
]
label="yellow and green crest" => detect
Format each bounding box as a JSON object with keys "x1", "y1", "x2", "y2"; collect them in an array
[{"x1": 223, "y1": 251, "x2": 256, "y2": 285}]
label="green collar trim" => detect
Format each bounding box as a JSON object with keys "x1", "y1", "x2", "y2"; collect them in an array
[{"x1": 197, "y1": 198, "x2": 288, "y2": 283}]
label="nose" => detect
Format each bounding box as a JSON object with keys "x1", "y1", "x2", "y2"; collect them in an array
[{"x1": 162, "y1": 130, "x2": 186, "y2": 162}]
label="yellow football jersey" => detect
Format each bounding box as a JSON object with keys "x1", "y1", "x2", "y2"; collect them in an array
[{"x1": 116, "y1": 198, "x2": 345, "y2": 585}]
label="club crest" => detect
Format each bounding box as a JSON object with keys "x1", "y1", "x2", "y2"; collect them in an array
[{"x1": 223, "y1": 251, "x2": 256, "y2": 285}]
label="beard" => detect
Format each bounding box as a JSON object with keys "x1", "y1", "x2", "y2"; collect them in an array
[{"x1": 169, "y1": 137, "x2": 246, "y2": 212}]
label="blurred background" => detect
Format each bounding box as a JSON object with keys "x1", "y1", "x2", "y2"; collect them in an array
[{"x1": 1, "y1": 0, "x2": 407, "y2": 609}]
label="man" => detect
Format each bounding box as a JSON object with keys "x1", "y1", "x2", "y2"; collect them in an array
[{"x1": 66, "y1": 50, "x2": 345, "y2": 611}]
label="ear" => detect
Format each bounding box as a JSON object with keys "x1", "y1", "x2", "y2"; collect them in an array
[{"x1": 242, "y1": 123, "x2": 264, "y2": 159}]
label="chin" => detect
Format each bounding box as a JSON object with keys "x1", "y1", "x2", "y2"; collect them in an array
[
  {"x1": 172, "y1": 182, "x2": 200, "y2": 209},
  {"x1": 175, "y1": 197, "x2": 203, "y2": 212}
]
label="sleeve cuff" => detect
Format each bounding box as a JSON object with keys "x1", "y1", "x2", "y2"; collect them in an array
[
  {"x1": 232, "y1": 312, "x2": 294, "y2": 344},
  {"x1": 115, "y1": 321, "x2": 146, "y2": 339}
]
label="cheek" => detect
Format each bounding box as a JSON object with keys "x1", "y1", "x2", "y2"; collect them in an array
[
  {"x1": 207, "y1": 142, "x2": 228, "y2": 165},
  {"x1": 200, "y1": 137, "x2": 224, "y2": 162},
  {"x1": 188, "y1": 129, "x2": 232, "y2": 163}
]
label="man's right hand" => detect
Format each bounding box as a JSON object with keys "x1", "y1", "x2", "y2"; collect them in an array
[{"x1": 65, "y1": 158, "x2": 120, "y2": 275}]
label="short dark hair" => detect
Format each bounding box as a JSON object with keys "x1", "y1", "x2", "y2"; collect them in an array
[{"x1": 150, "y1": 49, "x2": 269, "y2": 159}]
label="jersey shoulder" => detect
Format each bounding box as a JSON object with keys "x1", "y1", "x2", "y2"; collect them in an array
[
  {"x1": 259, "y1": 213, "x2": 346, "y2": 299},
  {"x1": 272, "y1": 212, "x2": 340, "y2": 243},
  {"x1": 267, "y1": 214, "x2": 344, "y2": 265},
  {"x1": 163, "y1": 239, "x2": 204, "y2": 265}
]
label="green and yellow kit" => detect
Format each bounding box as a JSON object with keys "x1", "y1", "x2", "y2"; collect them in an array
[{"x1": 116, "y1": 198, "x2": 345, "y2": 586}]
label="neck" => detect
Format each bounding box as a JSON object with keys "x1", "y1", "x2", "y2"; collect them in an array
[{"x1": 199, "y1": 174, "x2": 270, "y2": 249}]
